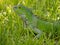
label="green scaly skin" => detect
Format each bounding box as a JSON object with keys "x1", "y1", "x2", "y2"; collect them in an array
[{"x1": 13, "y1": 4, "x2": 53, "y2": 38}]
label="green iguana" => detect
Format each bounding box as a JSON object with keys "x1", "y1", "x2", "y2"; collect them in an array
[
  {"x1": 13, "y1": 4, "x2": 53, "y2": 38},
  {"x1": 13, "y1": 4, "x2": 42, "y2": 38}
]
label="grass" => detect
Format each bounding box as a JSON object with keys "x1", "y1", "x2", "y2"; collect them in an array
[{"x1": 0, "y1": 0, "x2": 60, "y2": 45}]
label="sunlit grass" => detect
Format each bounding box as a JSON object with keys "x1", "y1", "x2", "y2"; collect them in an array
[{"x1": 0, "y1": 0, "x2": 60, "y2": 45}]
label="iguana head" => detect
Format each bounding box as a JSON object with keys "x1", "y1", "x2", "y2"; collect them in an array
[
  {"x1": 13, "y1": 4, "x2": 25, "y2": 15},
  {"x1": 13, "y1": 4, "x2": 33, "y2": 22},
  {"x1": 13, "y1": 4, "x2": 32, "y2": 15}
]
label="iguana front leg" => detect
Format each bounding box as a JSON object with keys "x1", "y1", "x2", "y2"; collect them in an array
[{"x1": 19, "y1": 14, "x2": 29, "y2": 29}]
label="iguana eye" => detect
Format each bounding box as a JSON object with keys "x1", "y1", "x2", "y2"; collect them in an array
[{"x1": 19, "y1": 6, "x2": 21, "y2": 8}]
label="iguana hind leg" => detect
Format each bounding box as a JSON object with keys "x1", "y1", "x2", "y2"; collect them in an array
[{"x1": 29, "y1": 24, "x2": 42, "y2": 38}]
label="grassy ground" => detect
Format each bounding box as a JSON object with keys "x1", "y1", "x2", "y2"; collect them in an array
[{"x1": 0, "y1": 0, "x2": 60, "y2": 45}]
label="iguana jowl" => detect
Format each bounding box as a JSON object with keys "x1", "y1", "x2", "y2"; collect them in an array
[{"x1": 13, "y1": 4, "x2": 42, "y2": 38}]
